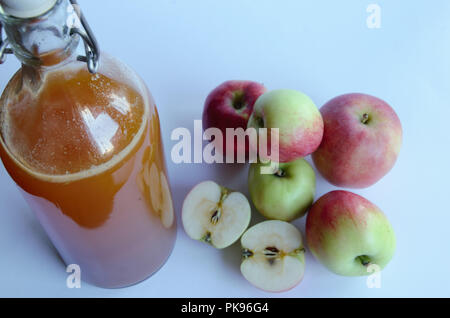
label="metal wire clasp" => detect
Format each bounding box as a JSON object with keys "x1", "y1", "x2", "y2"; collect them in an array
[
  {"x1": 0, "y1": 22, "x2": 13, "y2": 64},
  {"x1": 0, "y1": 0, "x2": 100, "y2": 73},
  {"x1": 69, "y1": 0, "x2": 100, "y2": 74}
]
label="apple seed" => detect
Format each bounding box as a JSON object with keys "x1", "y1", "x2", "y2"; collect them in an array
[{"x1": 210, "y1": 210, "x2": 221, "y2": 225}]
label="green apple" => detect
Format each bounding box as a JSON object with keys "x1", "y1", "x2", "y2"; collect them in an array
[
  {"x1": 306, "y1": 190, "x2": 396, "y2": 276},
  {"x1": 248, "y1": 158, "x2": 316, "y2": 221}
]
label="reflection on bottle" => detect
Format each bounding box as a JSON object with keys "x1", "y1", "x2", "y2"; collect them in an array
[
  {"x1": 109, "y1": 93, "x2": 131, "y2": 115},
  {"x1": 80, "y1": 108, "x2": 118, "y2": 155},
  {"x1": 137, "y1": 144, "x2": 174, "y2": 229}
]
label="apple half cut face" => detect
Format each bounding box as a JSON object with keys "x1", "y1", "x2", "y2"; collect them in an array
[
  {"x1": 240, "y1": 220, "x2": 305, "y2": 292},
  {"x1": 182, "y1": 181, "x2": 251, "y2": 249},
  {"x1": 148, "y1": 163, "x2": 175, "y2": 229}
]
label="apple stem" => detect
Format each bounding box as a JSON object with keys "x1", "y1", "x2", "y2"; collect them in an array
[
  {"x1": 362, "y1": 113, "x2": 370, "y2": 124},
  {"x1": 232, "y1": 91, "x2": 246, "y2": 110},
  {"x1": 294, "y1": 248, "x2": 306, "y2": 255},
  {"x1": 274, "y1": 169, "x2": 286, "y2": 178},
  {"x1": 357, "y1": 255, "x2": 371, "y2": 266},
  {"x1": 255, "y1": 116, "x2": 264, "y2": 128},
  {"x1": 242, "y1": 248, "x2": 254, "y2": 259},
  {"x1": 202, "y1": 232, "x2": 212, "y2": 244},
  {"x1": 220, "y1": 187, "x2": 229, "y2": 201}
]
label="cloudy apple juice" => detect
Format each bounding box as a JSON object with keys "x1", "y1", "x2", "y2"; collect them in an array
[{"x1": 0, "y1": 61, "x2": 176, "y2": 288}]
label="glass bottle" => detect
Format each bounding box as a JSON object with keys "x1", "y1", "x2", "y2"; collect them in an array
[{"x1": 0, "y1": 0, "x2": 176, "y2": 288}]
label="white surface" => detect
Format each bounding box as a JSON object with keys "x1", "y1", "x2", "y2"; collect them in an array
[
  {"x1": 0, "y1": 0, "x2": 449, "y2": 297},
  {"x1": 0, "y1": 0, "x2": 57, "y2": 18}
]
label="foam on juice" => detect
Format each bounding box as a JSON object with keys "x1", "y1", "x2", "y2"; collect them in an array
[{"x1": 0, "y1": 65, "x2": 150, "y2": 183}]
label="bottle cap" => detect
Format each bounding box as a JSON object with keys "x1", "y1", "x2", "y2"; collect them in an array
[{"x1": 0, "y1": 0, "x2": 57, "y2": 18}]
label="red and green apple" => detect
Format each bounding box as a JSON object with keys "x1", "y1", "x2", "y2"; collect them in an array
[
  {"x1": 312, "y1": 93, "x2": 402, "y2": 188},
  {"x1": 306, "y1": 190, "x2": 396, "y2": 276},
  {"x1": 247, "y1": 89, "x2": 323, "y2": 163}
]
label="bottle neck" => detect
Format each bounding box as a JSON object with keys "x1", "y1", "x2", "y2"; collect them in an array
[{"x1": 0, "y1": 0, "x2": 80, "y2": 68}]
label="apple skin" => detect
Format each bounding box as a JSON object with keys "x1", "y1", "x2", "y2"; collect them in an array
[
  {"x1": 202, "y1": 80, "x2": 267, "y2": 159},
  {"x1": 306, "y1": 190, "x2": 396, "y2": 276},
  {"x1": 248, "y1": 158, "x2": 315, "y2": 221},
  {"x1": 312, "y1": 93, "x2": 402, "y2": 188},
  {"x1": 247, "y1": 89, "x2": 323, "y2": 163}
]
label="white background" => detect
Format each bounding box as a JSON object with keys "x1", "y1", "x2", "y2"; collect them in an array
[{"x1": 0, "y1": 0, "x2": 449, "y2": 297}]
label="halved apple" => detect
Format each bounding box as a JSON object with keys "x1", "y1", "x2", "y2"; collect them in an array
[
  {"x1": 182, "y1": 181, "x2": 251, "y2": 249},
  {"x1": 240, "y1": 220, "x2": 305, "y2": 292}
]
